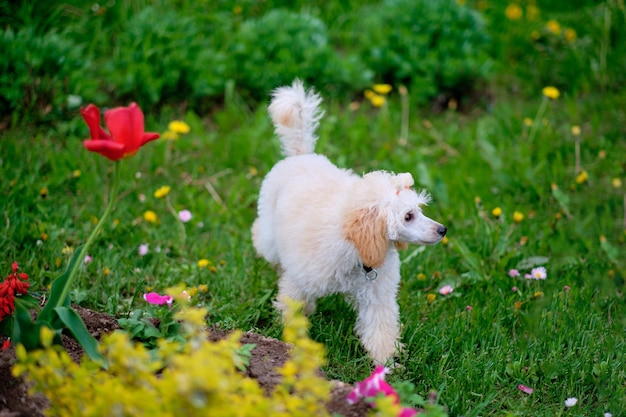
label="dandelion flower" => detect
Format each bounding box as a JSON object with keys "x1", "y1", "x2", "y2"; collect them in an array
[
  {"x1": 417, "y1": 272, "x2": 427, "y2": 281},
  {"x1": 426, "y1": 293, "x2": 436, "y2": 303},
  {"x1": 161, "y1": 130, "x2": 179, "y2": 141},
  {"x1": 143, "y1": 210, "x2": 158, "y2": 223},
  {"x1": 542, "y1": 86, "x2": 560, "y2": 100},
  {"x1": 168, "y1": 120, "x2": 190, "y2": 134},
  {"x1": 441, "y1": 236, "x2": 449, "y2": 245},
  {"x1": 612, "y1": 178, "x2": 622, "y2": 188},
  {"x1": 178, "y1": 209, "x2": 192, "y2": 223},
  {"x1": 531, "y1": 266, "x2": 547, "y2": 279},
  {"x1": 197, "y1": 259, "x2": 211, "y2": 268},
  {"x1": 523, "y1": 117, "x2": 533, "y2": 127},
  {"x1": 492, "y1": 207, "x2": 502, "y2": 218},
  {"x1": 372, "y1": 84, "x2": 392, "y2": 95},
  {"x1": 534, "y1": 291, "x2": 544, "y2": 298},
  {"x1": 505, "y1": 3, "x2": 523, "y2": 20},
  {"x1": 575, "y1": 170, "x2": 588, "y2": 184},
  {"x1": 139, "y1": 244, "x2": 149, "y2": 256},
  {"x1": 439, "y1": 285, "x2": 454, "y2": 295},
  {"x1": 513, "y1": 211, "x2": 524, "y2": 223},
  {"x1": 564, "y1": 397, "x2": 578, "y2": 407},
  {"x1": 72, "y1": 169, "x2": 81, "y2": 178},
  {"x1": 571, "y1": 125, "x2": 581, "y2": 136},
  {"x1": 564, "y1": 28, "x2": 577, "y2": 42},
  {"x1": 153, "y1": 185, "x2": 171, "y2": 199},
  {"x1": 368, "y1": 94, "x2": 386, "y2": 107},
  {"x1": 546, "y1": 19, "x2": 561, "y2": 35}
]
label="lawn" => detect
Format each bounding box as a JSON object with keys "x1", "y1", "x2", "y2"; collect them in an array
[{"x1": 1, "y1": 0, "x2": 625, "y2": 415}]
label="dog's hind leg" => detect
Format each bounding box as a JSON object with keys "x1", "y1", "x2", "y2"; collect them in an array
[{"x1": 274, "y1": 275, "x2": 317, "y2": 317}]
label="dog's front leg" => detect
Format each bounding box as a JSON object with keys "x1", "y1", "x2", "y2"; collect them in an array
[{"x1": 353, "y1": 288, "x2": 401, "y2": 365}]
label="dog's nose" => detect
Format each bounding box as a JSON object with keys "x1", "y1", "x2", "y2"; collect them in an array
[{"x1": 437, "y1": 226, "x2": 447, "y2": 237}]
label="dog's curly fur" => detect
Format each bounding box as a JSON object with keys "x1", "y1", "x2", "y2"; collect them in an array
[{"x1": 252, "y1": 80, "x2": 446, "y2": 364}]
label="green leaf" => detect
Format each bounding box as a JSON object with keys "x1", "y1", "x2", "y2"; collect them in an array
[
  {"x1": 54, "y1": 306, "x2": 106, "y2": 367},
  {"x1": 39, "y1": 247, "x2": 84, "y2": 324}
]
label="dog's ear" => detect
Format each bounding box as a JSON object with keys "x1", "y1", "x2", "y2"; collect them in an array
[{"x1": 343, "y1": 206, "x2": 389, "y2": 268}]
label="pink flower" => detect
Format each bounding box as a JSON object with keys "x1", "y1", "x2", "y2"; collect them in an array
[
  {"x1": 531, "y1": 266, "x2": 547, "y2": 280},
  {"x1": 512, "y1": 286, "x2": 518, "y2": 292},
  {"x1": 143, "y1": 292, "x2": 173, "y2": 305},
  {"x1": 139, "y1": 244, "x2": 149, "y2": 256},
  {"x1": 564, "y1": 285, "x2": 570, "y2": 292},
  {"x1": 439, "y1": 285, "x2": 453, "y2": 295},
  {"x1": 508, "y1": 269, "x2": 520, "y2": 277},
  {"x1": 347, "y1": 366, "x2": 398, "y2": 404},
  {"x1": 518, "y1": 384, "x2": 534, "y2": 394},
  {"x1": 466, "y1": 305, "x2": 473, "y2": 312},
  {"x1": 347, "y1": 366, "x2": 418, "y2": 417},
  {"x1": 83, "y1": 255, "x2": 93, "y2": 265},
  {"x1": 178, "y1": 209, "x2": 192, "y2": 223}
]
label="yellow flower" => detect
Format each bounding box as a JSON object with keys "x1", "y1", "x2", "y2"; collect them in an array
[
  {"x1": 513, "y1": 211, "x2": 524, "y2": 223},
  {"x1": 571, "y1": 125, "x2": 581, "y2": 136},
  {"x1": 417, "y1": 273, "x2": 427, "y2": 281},
  {"x1": 161, "y1": 130, "x2": 179, "y2": 141},
  {"x1": 39, "y1": 187, "x2": 48, "y2": 198},
  {"x1": 426, "y1": 293, "x2": 436, "y2": 303},
  {"x1": 143, "y1": 210, "x2": 158, "y2": 223},
  {"x1": 612, "y1": 178, "x2": 622, "y2": 188},
  {"x1": 514, "y1": 301, "x2": 522, "y2": 311},
  {"x1": 197, "y1": 259, "x2": 211, "y2": 268},
  {"x1": 523, "y1": 117, "x2": 533, "y2": 127},
  {"x1": 233, "y1": 5, "x2": 242, "y2": 14},
  {"x1": 575, "y1": 170, "x2": 588, "y2": 184},
  {"x1": 492, "y1": 207, "x2": 502, "y2": 218},
  {"x1": 546, "y1": 19, "x2": 561, "y2": 35},
  {"x1": 198, "y1": 284, "x2": 208, "y2": 292},
  {"x1": 542, "y1": 86, "x2": 560, "y2": 100},
  {"x1": 505, "y1": 3, "x2": 523, "y2": 20},
  {"x1": 526, "y1": 4, "x2": 540, "y2": 21},
  {"x1": 368, "y1": 94, "x2": 386, "y2": 107},
  {"x1": 534, "y1": 291, "x2": 544, "y2": 298},
  {"x1": 168, "y1": 120, "x2": 190, "y2": 134},
  {"x1": 441, "y1": 236, "x2": 449, "y2": 246},
  {"x1": 564, "y1": 28, "x2": 577, "y2": 42},
  {"x1": 62, "y1": 246, "x2": 74, "y2": 255},
  {"x1": 372, "y1": 84, "x2": 392, "y2": 95},
  {"x1": 103, "y1": 267, "x2": 111, "y2": 277},
  {"x1": 72, "y1": 169, "x2": 81, "y2": 178},
  {"x1": 154, "y1": 185, "x2": 171, "y2": 199},
  {"x1": 40, "y1": 232, "x2": 48, "y2": 241},
  {"x1": 209, "y1": 265, "x2": 217, "y2": 273}
]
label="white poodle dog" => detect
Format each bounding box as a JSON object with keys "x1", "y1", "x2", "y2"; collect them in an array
[{"x1": 252, "y1": 80, "x2": 447, "y2": 364}]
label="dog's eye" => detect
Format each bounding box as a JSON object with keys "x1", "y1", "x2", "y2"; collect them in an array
[{"x1": 404, "y1": 212, "x2": 414, "y2": 222}]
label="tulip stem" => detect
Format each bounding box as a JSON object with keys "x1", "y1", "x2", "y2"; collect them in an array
[{"x1": 56, "y1": 162, "x2": 121, "y2": 308}]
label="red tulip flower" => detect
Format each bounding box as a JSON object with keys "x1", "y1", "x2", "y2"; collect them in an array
[{"x1": 81, "y1": 103, "x2": 160, "y2": 161}]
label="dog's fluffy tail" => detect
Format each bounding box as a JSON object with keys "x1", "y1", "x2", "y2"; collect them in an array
[{"x1": 268, "y1": 79, "x2": 323, "y2": 157}]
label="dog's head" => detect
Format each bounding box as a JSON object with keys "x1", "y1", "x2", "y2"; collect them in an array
[{"x1": 343, "y1": 172, "x2": 446, "y2": 268}]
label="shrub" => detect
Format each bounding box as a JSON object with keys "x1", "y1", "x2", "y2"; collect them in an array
[
  {"x1": 0, "y1": 26, "x2": 86, "y2": 123},
  {"x1": 13, "y1": 302, "x2": 333, "y2": 416},
  {"x1": 351, "y1": 0, "x2": 492, "y2": 104},
  {"x1": 229, "y1": 9, "x2": 373, "y2": 101},
  {"x1": 99, "y1": 6, "x2": 233, "y2": 109}
]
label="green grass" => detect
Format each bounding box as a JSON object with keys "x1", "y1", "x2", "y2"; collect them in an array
[
  {"x1": 2, "y1": 85, "x2": 624, "y2": 415},
  {"x1": 2, "y1": 1, "x2": 626, "y2": 415}
]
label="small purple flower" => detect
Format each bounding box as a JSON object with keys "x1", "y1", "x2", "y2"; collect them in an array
[
  {"x1": 518, "y1": 384, "x2": 534, "y2": 395},
  {"x1": 531, "y1": 266, "x2": 547, "y2": 280},
  {"x1": 466, "y1": 305, "x2": 473, "y2": 312},
  {"x1": 139, "y1": 243, "x2": 149, "y2": 256},
  {"x1": 439, "y1": 285, "x2": 453, "y2": 295},
  {"x1": 143, "y1": 292, "x2": 173, "y2": 305},
  {"x1": 83, "y1": 255, "x2": 93, "y2": 265},
  {"x1": 512, "y1": 286, "x2": 518, "y2": 292},
  {"x1": 178, "y1": 209, "x2": 192, "y2": 223},
  {"x1": 508, "y1": 269, "x2": 520, "y2": 277},
  {"x1": 564, "y1": 285, "x2": 571, "y2": 292}
]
